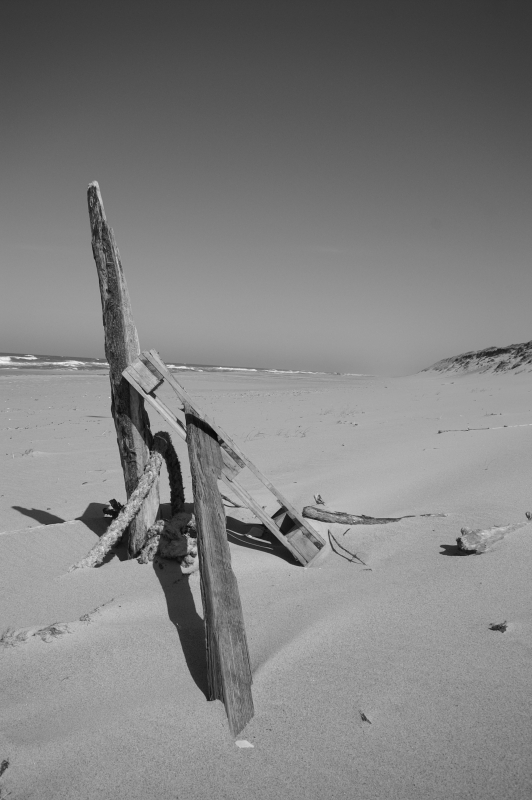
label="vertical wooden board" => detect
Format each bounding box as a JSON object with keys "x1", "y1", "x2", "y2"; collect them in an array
[
  {"x1": 87, "y1": 182, "x2": 159, "y2": 555},
  {"x1": 185, "y1": 404, "x2": 254, "y2": 736}
]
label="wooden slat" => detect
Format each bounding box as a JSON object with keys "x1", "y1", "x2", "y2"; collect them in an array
[
  {"x1": 123, "y1": 366, "x2": 186, "y2": 441},
  {"x1": 129, "y1": 359, "x2": 163, "y2": 393},
  {"x1": 141, "y1": 351, "x2": 246, "y2": 468},
  {"x1": 185, "y1": 403, "x2": 254, "y2": 736},
  {"x1": 87, "y1": 183, "x2": 159, "y2": 556}
]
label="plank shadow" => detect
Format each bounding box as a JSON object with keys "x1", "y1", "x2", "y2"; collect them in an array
[
  {"x1": 152, "y1": 559, "x2": 209, "y2": 698},
  {"x1": 226, "y1": 515, "x2": 297, "y2": 564}
]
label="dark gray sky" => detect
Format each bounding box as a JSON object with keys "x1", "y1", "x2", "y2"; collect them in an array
[{"x1": 1, "y1": 1, "x2": 531, "y2": 374}]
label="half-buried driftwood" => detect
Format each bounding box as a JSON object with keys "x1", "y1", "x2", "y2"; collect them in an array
[
  {"x1": 302, "y1": 505, "x2": 445, "y2": 526},
  {"x1": 456, "y1": 519, "x2": 531, "y2": 554}
]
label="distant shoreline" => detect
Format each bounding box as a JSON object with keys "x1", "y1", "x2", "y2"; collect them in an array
[{"x1": 0, "y1": 352, "x2": 368, "y2": 377}]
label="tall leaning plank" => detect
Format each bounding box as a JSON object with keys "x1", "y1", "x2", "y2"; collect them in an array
[
  {"x1": 185, "y1": 403, "x2": 254, "y2": 736},
  {"x1": 87, "y1": 182, "x2": 159, "y2": 555}
]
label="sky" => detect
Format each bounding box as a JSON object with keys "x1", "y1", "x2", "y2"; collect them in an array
[{"x1": 1, "y1": 1, "x2": 531, "y2": 376}]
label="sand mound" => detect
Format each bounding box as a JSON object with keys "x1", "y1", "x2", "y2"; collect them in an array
[{"x1": 423, "y1": 339, "x2": 532, "y2": 374}]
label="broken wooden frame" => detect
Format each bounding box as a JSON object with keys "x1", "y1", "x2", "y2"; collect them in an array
[{"x1": 122, "y1": 349, "x2": 326, "y2": 567}]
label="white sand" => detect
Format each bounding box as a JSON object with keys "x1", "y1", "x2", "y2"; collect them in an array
[{"x1": 1, "y1": 369, "x2": 531, "y2": 799}]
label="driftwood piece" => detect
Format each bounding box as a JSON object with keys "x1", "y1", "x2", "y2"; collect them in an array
[
  {"x1": 70, "y1": 435, "x2": 169, "y2": 571},
  {"x1": 439, "y1": 423, "x2": 532, "y2": 434},
  {"x1": 87, "y1": 182, "x2": 159, "y2": 556},
  {"x1": 185, "y1": 403, "x2": 254, "y2": 736},
  {"x1": 456, "y1": 521, "x2": 530, "y2": 553},
  {"x1": 303, "y1": 505, "x2": 445, "y2": 525}
]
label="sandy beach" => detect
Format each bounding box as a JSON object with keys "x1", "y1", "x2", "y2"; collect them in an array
[{"x1": 1, "y1": 367, "x2": 532, "y2": 799}]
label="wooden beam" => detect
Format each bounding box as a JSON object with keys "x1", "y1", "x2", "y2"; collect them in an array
[
  {"x1": 87, "y1": 182, "x2": 159, "y2": 556},
  {"x1": 185, "y1": 403, "x2": 254, "y2": 736}
]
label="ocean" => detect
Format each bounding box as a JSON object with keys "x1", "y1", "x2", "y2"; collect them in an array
[{"x1": 0, "y1": 353, "x2": 360, "y2": 376}]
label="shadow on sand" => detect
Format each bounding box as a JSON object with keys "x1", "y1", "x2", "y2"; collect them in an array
[
  {"x1": 439, "y1": 543, "x2": 476, "y2": 556},
  {"x1": 11, "y1": 503, "x2": 127, "y2": 561},
  {"x1": 151, "y1": 511, "x2": 296, "y2": 697},
  {"x1": 226, "y1": 514, "x2": 297, "y2": 564},
  {"x1": 152, "y1": 559, "x2": 210, "y2": 698}
]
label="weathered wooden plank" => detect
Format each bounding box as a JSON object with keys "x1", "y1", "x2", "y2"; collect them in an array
[
  {"x1": 87, "y1": 182, "x2": 159, "y2": 556},
  {"x1": 185, "y1": 403, "x2": 254, "y2": 736}
]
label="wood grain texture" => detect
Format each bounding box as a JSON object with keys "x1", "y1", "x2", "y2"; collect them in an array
[
  {"x1": 303, "y1": 506, "x2": 417, "y2": 525},
  {"x1": 184, "y1": 402, "x2": 254, "y2": 736},
  {"x1": 87, "y1": 182, "x2": 159, "y2": 555}
]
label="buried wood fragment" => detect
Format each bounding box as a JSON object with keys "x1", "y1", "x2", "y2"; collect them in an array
[
  {"x1": 439, "y1": 423, "x2": 532, "y2": 434},
  {"x1": 303, "y1": 505, "x2": 446, "y2": 526},
  {"x1": 489, "y1": 621, "x2": 508, "y2": 633},
  {"x1": 438, "y1": 427, "x2": 489, "y2": 434},
  {"x1": 457, "y1": 519, "x2": 530, "y2": 554}
]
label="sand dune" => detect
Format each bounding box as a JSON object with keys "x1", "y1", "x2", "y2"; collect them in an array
[
  {"x1": 424, "y1": 339, "x2": 532, "y2": 373},
  {"x1": 1, "y1": 368, "x2": 531, "y2": 799}
]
